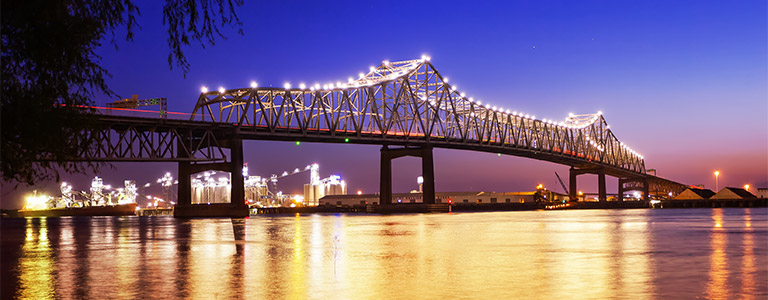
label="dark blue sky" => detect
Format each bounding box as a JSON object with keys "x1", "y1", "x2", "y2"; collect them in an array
[{"x1": 2, "y1": 0, "x2": 766, "y2": 208}]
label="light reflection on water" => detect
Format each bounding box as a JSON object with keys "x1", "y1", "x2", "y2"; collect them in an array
[{"x1": 1, "y1": 208, "x2": 766, "y2": 299}]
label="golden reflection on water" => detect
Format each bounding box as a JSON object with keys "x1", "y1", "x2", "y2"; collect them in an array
[
  {"x1": 19, "y1": 217, "x2": 54, "y2": 299},
  {"x1": 6, "y1": 209, "x2": 767, "y2": 299},
  {"x1": 288, "y1": 213, "x2": 306, "y2": 300},
  {"x1": 707, "y1": 209, "x2": 728, "y2": 299},
  {"x1": 741, "y1": 209, "x2": 755, "y2": 299}
]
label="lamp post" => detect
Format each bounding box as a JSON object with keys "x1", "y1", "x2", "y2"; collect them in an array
[
  {"x1": 714, "y1": 171, "x2": 720, "y2": 191},
  {"x1": 417, "y1": 176, "x2": 424, "y2": 193},
  {"x1": 744, "y1": 184, "x2": 750, "y2": 192}
]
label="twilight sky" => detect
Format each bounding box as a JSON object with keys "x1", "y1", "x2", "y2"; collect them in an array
[{"x1": 2, "y1": 0, "x2": 766, "y2": 208}]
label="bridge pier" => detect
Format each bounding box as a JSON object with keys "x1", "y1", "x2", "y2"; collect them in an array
[
  {"x1": 569, "y1": 167, "x2": 607, "y2": 202},
  {"x1": 380, "y1": 145, "x2": 435, "y2": 205},
  {"x1": 174, "y1": 137, "x2": 249, "y2": 218},
  {"x1": 177, "y1": 161, "x2": 192, "y2": 206},
  {"x1": 618, "y1": 177, "x2": 650, "y2": 201}
]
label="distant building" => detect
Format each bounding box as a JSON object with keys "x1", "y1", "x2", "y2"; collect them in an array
[
  {"x1": 319, "y1": 190, "x2": 566, "y2": 206},
  {"x1": 674, "y1": 188, "x2": 715, "y2": 200},
  {"x1": 711, "y1": 187, "x2": 756, "y2": 199},
  {"x1": 304, "y1": 175, "x2": 347, "y2": 206},
  {"x1": 758, "y1": 188, "x2": 768, "y2": 199}
]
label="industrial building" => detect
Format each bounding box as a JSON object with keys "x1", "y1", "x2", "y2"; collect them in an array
[
  {"x1": 758, "y1": 188, "x2": 768, "y2": 198},
  {"x1": 674, "y1": 188, "x2": 716, "y2": 200},
  {"x1": 711, "y1": 187, "x2": 756, "y2": 199}
]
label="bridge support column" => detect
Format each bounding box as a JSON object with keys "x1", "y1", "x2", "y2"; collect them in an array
[
  {"x1": 598, "y1": 169, "x2": 606, "y2": 202},
  {"x1": 380, "y1": 147, "x2": 392, "y2": 205},
  {"x1": 569, "y1": 167, "x2": 607, "y2": 202},
  {"x1": 421, "y1": 146, "x2": 435, "y2": 204},
  {"x1": 569, "y1": 167, "x2": 578, "y2": 202},
  {"x1": 642, "y1": 179, "x2": 650, "y2": 201},
  {"x1": 230, "y1": 138, "x2": 246, "y2": 209},
  {"x1": 379, "y1": 145, "x2": 435, "y2": 205},
  {"x1": 177, "y1": 161, "x2": 191, "y2": 206},
  {"x1": 174, "y1": 136, "x2": 248, "y2": 218},
  {"x1": 618, "y1": 178, "x2": 626, "y2": 202},
  {"x1": 618, "y1": 177, "x2": 651, "y2": 201}
]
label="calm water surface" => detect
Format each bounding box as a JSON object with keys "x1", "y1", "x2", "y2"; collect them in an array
[{"x1": 2, "y1": 208, "x2": 766, "y2": 299}]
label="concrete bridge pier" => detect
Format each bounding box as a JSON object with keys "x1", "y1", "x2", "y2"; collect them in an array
[
  {"x1": 618, "y1": 178, "x2": 650, "y2": 201},
  {"x1": 174, "y1": 137, "x2": 249, "y2": 218},
  {"x1": 569, "y1": 167, "x2": 607, "y2": 202},
  {"x1": 380, "y1": 145, "x2": 435, "y2": 205}
]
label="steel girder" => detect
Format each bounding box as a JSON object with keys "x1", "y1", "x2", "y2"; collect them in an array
[
  {"x1": 191, "y1": 58, "x2": 646, "y2": 174},
  {"x1": 52, "y1": 116, "x2": 229, "y2": 162}
]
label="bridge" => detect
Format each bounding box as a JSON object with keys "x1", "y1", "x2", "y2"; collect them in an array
[{"x1": 66, "y1": 57, "x2": 685, "y2": 216}]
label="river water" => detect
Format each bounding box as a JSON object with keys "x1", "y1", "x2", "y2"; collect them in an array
[{"x1": 1, "y1": 208, "x2": 766, "y2": 299}]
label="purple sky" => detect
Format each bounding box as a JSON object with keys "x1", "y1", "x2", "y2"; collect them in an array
[{"x1": 2, "y1": 0, "x2": 766, "y2": 208}]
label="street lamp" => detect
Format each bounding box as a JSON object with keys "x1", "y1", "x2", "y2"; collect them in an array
[
  {"x1": 714, "y1": 171, "x2": 720, "y2": 191},
  {"x1": 417, "y1": 176, "x2": 424, "y2": 193},
  {"x1": 744, "y1": 184, "x2": 750, "y2": 192}
]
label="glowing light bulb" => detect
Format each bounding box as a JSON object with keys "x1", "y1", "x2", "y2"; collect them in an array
[
  {"x1": 444, "y1": 77, "x2": 449, "y2": 83},
  {"x1": 218, "y1": 87, "x2": 225, "y2": 94},
  {"x1": 250, "y1": 81, "x2": 258, "y2": 88},
  {"x1": 201, "y1": 86, "x2": 208, "y2": 93},
  {"x1": 299, "y1": 83, "x2": 306, "y2": 89},
  {"x1": 382, "y1": 60, "x2": 390, "y2": 65},
  {"x1": 284, "y1": 82, "x2": 291, "y2": 89}
]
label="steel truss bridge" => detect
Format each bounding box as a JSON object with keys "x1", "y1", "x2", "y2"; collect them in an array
[{"x1": 68, "y1": 58, "x2": 685, "y2": 215}]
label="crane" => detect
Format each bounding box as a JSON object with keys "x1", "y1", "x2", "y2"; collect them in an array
[{"x1": 554, "y1": 172, "x2": 569, "y2": 195}]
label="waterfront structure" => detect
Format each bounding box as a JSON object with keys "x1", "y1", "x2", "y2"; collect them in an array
[
  {"x1": 711, "y1": 187, "x2": 756, "y2": 199},
  {"x1": 320, "y1": 190, "x2": 566, "y2": 206},
  {"x1": 51, "y1": 57, "x2": 686, "y2": 217},
  {"x1": 758, "y1": 188, "x2": 768, "y2": 198},
  {"x1": 674, "y1": 188, "x2": 716, "y2": 200}
]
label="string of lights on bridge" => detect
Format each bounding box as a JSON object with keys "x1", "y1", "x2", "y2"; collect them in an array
[{"x1": 197, "y1": 55, "x2": 644, "y2": 160}]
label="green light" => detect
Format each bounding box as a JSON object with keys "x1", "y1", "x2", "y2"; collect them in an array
[
  {"x1": 344, "y1": 138, "x2": 349, "y2": 143},
  {"x1": 296, "y1": 141, "x2": 300, "y2": 145},
  {"x1": 497, "y1": 153, "x2": 501, "y2": 157}
]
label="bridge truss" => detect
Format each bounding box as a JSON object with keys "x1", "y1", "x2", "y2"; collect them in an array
[
  {"x1": 60, "y1": 116, "x2": 230, "y2": 162},
  {"x1": 191, "y1": 58, "x2": 646, "y2": 175}
]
